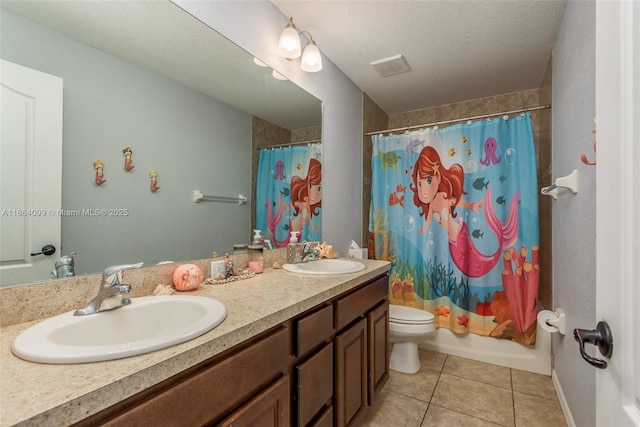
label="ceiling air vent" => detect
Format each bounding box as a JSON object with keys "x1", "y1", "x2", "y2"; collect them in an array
[{"x1": 370, "y1": 54, "x2": 411, "y2": 77}]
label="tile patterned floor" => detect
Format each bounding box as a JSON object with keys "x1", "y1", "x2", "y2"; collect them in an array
[{"x1": 363, "y1": 349, "x2": 567, "y2": 427}]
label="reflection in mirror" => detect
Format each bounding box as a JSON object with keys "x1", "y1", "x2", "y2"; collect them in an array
[{"x1": 0, "y1": 1, "x2": 321, "y2": 287}]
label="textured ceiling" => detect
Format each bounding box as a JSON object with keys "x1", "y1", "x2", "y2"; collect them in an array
[
  {"x1": 272, "y1": 0, "x2": 567, "y2": 114},
  {"x1": 1, "y1": 1, "x2": 322, "y2": 130},
  {"x1": 3, "y1": 1, "x2": 567, "y2": 125}
]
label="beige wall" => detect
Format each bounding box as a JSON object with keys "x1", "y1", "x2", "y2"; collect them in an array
[{"x1": 362, "y1": 72, "x2": 553, "y2": 309}]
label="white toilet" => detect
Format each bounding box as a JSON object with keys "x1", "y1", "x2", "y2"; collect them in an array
[{"x1": 389, "y1": 305, "x2": 435, "y2": 374}]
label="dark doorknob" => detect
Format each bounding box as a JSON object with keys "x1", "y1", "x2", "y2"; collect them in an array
[
  {"x1": 30, "y1": 244, "x2": 56, "y2": 256},
  {"x1": 573, "y1": 321, "x2": 613, "y2": 369}
]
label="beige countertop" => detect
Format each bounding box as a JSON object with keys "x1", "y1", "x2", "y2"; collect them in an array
[{"x1": 0, "y1": 259, "x2": 390, "y2": 427}]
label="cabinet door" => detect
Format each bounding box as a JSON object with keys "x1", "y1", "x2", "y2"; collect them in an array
[
  {"x1": 334, "y1": 318, "x2": 367, "y2": 427},
  {"x1": 296, "y1": 342, "x2": 333, "y2": 426},
  {"x1": 367, "y1": 300, "x2": 389, "y2": 405},
  {"x1": 219, "y1": 375, "x2": 290, "y2": 427},
  {"x1": 86, "y1": 327, "x2": 290, "y2": 427}
]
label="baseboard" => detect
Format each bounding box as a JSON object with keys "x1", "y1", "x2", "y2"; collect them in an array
[{"x1": 552, "y1": 369, "x2": 576, "y2": 427}]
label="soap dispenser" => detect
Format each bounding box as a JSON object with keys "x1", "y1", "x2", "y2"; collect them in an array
[
  {"x1": 252, "y1": 229, "x2": 262, "y2": 245},
  {"x1": 287, "y1": 231, "x2": 301, "y2": 264}
]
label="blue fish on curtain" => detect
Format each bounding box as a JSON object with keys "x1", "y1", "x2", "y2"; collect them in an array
[
  {"x1": 369, "y1": 114, "x2": 539, "y2": 345},
  {"x1": 256, "y1": 144, "x2": 322, "y2": 247}
]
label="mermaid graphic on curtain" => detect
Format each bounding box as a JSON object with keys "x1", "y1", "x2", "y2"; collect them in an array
[
  {"x1": 256, "y1": 144, "x2": 322, "y2": 247},
  {"x1": 370, "y1": 114, "x2": 539, "y2": 345}
]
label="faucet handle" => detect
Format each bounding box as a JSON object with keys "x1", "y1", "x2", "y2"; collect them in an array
[
  {"x1": 302, "y1": 241, "x2": 319, "y2": 250},
  {"x1": 103, "y1": 262, "x2": 143, "y2": 277}
]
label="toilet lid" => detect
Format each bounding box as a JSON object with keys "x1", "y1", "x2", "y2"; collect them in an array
[{"x1": 389, "y1": 305, "x2": 434, "y2": 324}]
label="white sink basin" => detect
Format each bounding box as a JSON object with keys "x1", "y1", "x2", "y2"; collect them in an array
[
  {"x1": 11, "y1": 296, "x2": 226, "y2": 364},
  {"x1": 283, "y1": 259, "x2": 365, "y2": 275}
]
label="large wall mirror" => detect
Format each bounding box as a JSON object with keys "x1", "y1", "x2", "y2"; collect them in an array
[{"x1": 0, "y1": 1, "x2": 322, "y2": 287}]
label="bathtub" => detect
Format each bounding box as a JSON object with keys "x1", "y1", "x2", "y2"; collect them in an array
[{"x1": 419, "y1": 326, "x2": 552, "y2": 375}]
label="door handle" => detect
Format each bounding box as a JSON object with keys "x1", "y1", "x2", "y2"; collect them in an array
[
  {"x1": 30, "y1": 244, "x2": 56, "y2": 256},
  {"x1": 573, "y1": 321, "x2": 613, "y2": 369}
]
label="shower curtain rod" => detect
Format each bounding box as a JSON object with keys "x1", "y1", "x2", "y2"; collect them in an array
[
  {"x1": 364, "y1": 104, "x2": 551, "y2": 136},
  {"x1": 257, "y1": 139, "x2": 322, "y2": 150}
]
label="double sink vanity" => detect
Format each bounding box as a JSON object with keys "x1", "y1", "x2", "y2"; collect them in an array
[{"x1": 0, "y1": 254, "x2": 390, "y2": 426}]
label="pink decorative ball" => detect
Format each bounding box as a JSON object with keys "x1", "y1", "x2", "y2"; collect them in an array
[{"x1": 172, "y1": 264, "x2": 203, "y2": 291}]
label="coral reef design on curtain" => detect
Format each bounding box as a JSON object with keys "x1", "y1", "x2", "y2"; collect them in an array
[
  {"x1": 256, "y1": 144, "x2": 322, "y2": 247},
  {"x1": 370, "y1": 114, "x2": 540, "y2": 345}
]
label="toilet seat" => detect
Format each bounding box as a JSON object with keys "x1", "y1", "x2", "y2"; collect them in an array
[{"x1": 389, "y1": 305, "x2": 434, "y2": 325}]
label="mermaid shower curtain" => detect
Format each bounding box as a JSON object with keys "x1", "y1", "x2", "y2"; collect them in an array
[
  {"x1": 256, "y1": 144, "x2": 322, "y2": 248},
  {"x1": 369, "y1": 113, "x2": 540, "y2": 345}
]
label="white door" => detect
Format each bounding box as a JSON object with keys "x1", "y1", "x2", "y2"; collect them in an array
[
  {"x1": 595, "y1": 1, "x2": 640, "y2": 425},
  {"x1": 0, "y1": 60, "x2": 63, "y2": 285}
]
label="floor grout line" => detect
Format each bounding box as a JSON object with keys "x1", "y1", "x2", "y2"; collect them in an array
[{"x1": 374, "y1": 351, "x2": 564, "y2": 427}]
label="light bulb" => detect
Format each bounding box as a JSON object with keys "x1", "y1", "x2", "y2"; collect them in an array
[
  {"x1": 277, "y1": 19, "x2": 301, "y2": 59},
  {"x1": 253, "y1": 57, "x2": 268, "y2": 67},
  {"x1": 301, "y1": 40, "x2": 322, "y2": 72},
  {"x1": 272, "y1": 70, "x2": 288, "y2": 81}
]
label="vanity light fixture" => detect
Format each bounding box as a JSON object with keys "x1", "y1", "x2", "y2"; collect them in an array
[
  {"x1": 252, "y1": 56, "x2": 288, "y2": 80},
  {"x1": 277, "y1": 18, "x2": 301, "y2": 59},
  {"x1": 272, "y1": 70, "x2": 288, "y2": 81},
  {"x1": 253, "y1": 57, "x2": 269, "y2": 67},
  {"x1": 300, "y1": 38, "x2": 322, "y2": 72},
  {"x1": 277, "y1": 17, "x2": 323, "y2": 72}
]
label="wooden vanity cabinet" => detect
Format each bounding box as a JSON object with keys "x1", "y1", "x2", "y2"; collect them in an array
[
  {"x1": 333, "y1": 275, "x2": 389, "y2": 426},
  {"x1": 74, "y1": 273, "x2": 389, "y2": 427},
  {"x1": 293, "y1": 274, "x2": 389, "y2": 427},
  {"x1": 74, "y1": 326, "x2": 291, "y2": 427}
]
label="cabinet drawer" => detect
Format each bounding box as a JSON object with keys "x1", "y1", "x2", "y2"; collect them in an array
[
  {"x1": 295, "y1": 304, "x2": 334, "y2": 356},
  {"x1": 335, "y1": 276, "x2": 388, "y2": 331},
  {"x1": 220, "y1": 375, "x2": 290, "y2": 427},
  {"x1": 98, "y1": 326, "x2": 290, "y2": 426},
  {"x1": 296, "y1": 342, "x2": 334, "y2": 426},
  {"x1": 310, "y1": 406, "x2": 333, "y2": 427}
]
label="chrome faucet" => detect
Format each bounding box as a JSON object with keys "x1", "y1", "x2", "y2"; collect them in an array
[
  {"x1": 74, "y1": 262, "x2": 143, "y2": 316},
  {"x1": 300, "y1": 241, "x2": 320, "y2": 263}
]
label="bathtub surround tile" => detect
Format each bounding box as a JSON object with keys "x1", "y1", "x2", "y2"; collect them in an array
[
  {"x1": 362, "y1": 389, "x2": 429, "y2": 427},
  {"x1": 511, "y1": 369, "x2": 557, "y2": 400},
  {"x1": 431, "y1": 373, "x2": 515, "y2": 426},
  {"x1": 423, "y1": 404, "x2": 504, "y2": 427},
  {"x1": 513, "y1": 391, "x2": 567, "y2": 427},
  {"x1": 443, "y1": 355, "x2": 512, "y2": 389}
]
